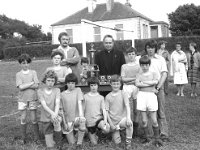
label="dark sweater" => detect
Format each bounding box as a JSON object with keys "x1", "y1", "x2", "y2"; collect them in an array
[{"x1": 95, "y1": 49, "x2": 125, "y2": 75}]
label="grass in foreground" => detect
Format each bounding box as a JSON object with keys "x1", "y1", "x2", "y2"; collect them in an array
[{"x1": 0, "y1": 60, "x2": 200, "y2": 150}]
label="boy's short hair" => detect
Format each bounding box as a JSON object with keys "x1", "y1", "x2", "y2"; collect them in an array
[
  {"x1": 81, "y1": 57, "x2": 89, "y2": 64},
  {"x1": 158, "y1": 40, "x2": 167, "y2": 48},
  {"x1": 18, "y1": 53, "x2": 32, "y2": 64},
  {"x1": 190, "y1": 42, "x2": 197, "y2": 49},
  {"x1": 110, "y1": 74, "x2": 122, "y2": 84},
  {"x1": 51, "y1": 50, "x2": 64, "y2": 60},
  {"x1": 145, "y1": 40, "x2": 158, "y2": 53},
  {"x1": 87, "y1": 77, "x2": 99, "y2": 86},
  {"x1": 42, "y1": 70, "x2": 58, "y2": 84},
  {"x1": 126, "y1": 47, "x2": 137, "y2": 54},
  {"x1": 139, "y1": 55, "x2": 151, "y2": 65},
  {"x1": 176, "y1": 41, "x2": 181, "y2": 45},
  {"x1": 65, "y1": 73, "x2": 78, "y2": 84}
]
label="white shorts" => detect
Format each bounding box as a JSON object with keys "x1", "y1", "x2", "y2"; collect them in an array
[
  {"x1": 123, "y1": 84, "x2": 138, "y2": 99},
  {"x1": 137, "y1": 91, "x2": 158, "y2": 111},
  {"x1": 18, "y1": 101, "x2": 38, "y2": 110}
]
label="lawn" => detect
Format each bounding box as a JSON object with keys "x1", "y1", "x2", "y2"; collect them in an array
[{"x1": 0, "y1": 59, "x2": 200, "y2": 150}]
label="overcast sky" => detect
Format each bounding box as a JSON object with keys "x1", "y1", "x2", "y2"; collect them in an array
[{"x1": 0, "y1": 0, "x2": 200, "y2": 33}]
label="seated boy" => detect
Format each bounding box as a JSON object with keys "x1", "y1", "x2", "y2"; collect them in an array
[
  {"x1": 60, "y1": 73, "x2": 86, "y2": 148},
  {"x1": 121, "y1": 47, "x2": 140, "y2": 137},
  {"x1": 105, "y1": 75, "x2": 133, "y2": 150},
  {"x1": 38, "y1": 70, "x2": 62, "y2": 149},
  {"x1": 46, "y1": 51, "x2": 72, "y2": 91},
  {"x1": 80, "y1": 57, "x2": 89, "y2": 85},
  {"x1": 135, "y1": 55, "x2": 163, "y2": 147},
  {"x1": 84, "y1": 77, "x2": 110, "y2": 145}
]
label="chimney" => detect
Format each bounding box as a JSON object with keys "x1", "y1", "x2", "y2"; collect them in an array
[
  {"x1": 106, "y1": 0, "x2": 114, "y2": 12},
  {"x1": 125, "y1": 0, "x2": 132, "y2": 7},
  {"x1": 87, "y1": 0, "x2": 97, "y2": 13}
]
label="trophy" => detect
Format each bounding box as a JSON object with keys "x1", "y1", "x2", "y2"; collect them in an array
[{"x1": 80, "y1": 44, "x2": 99, "y2": 85}]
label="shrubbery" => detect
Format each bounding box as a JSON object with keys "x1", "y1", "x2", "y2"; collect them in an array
[
  {"x1": 3, "y1": 40, "x2": 132, "y2": 60},
  {"x1": 135, "y1": 36, "x2": 200, "y2": 54}
]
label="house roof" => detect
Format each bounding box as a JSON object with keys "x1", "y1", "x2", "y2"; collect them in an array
[{"x1": 51, "y1": 2, "x2": 153, "y2": 26}]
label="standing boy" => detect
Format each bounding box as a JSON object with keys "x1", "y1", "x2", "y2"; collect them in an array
[
  {"x1": 60, "y1": 73, "x2": 86, "y2": 148},
  {"x1": 121, "y1": 47, "x2": 140, "y2": 137},
  {"x1": 38, "y1": 70, "x2": 62, "y2": 149},
  {"x1": 105, "y1": 75, "x2": 133, "y2": 150},
  {"x1": 157, "y1": 41, "x2": 170, "y2": 95},
  {"x1": 46, "y1": 51, "x2": 72, "y2": 91},
  {"x1": 84, "y1": 77, "x2": 110, "y2": 145},
  {"x1": 16, "y1": 54, "x2": 40, "y2": 144},
  {"x1": 135, "y1": 55, "x2": 162, "y2": 147}
]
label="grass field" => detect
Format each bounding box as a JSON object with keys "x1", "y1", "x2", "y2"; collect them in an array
[{"x1": 0, "y1": 59, "x2": 200, "y2": 150}]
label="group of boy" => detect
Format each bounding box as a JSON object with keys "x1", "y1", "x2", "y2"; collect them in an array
[{"x1": 16, "y1": 39, "x2": 169, "y2": 150}]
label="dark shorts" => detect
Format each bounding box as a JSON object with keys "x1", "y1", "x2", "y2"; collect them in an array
[
  {"x1": 87, "y1": 118, "x2": 103, "y2": 134},
  {"x1": 41, "y1": 122, "x2": 54, "y2": 135}
]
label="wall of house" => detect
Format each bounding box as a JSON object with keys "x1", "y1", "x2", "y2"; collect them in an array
[{"x1": 51, "y1": 18, "x2": 151, "y2": 45}]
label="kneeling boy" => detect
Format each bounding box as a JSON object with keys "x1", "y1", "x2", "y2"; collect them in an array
[
  {"x1": 105, "y1": 75, "x2": 133, "y2": 150},
  {"x1": 60, "y1": 73, "x2": 86, "y2": 147},
  {"x1": 84, "y1": 77, "x2": 110, "y2": 145}
]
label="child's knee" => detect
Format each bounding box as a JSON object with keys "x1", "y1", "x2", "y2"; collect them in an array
[
  {"x1": 142, "y1": 120, "x2": 148, "y2": 127},
  {"x1": 75, "y1": 117, "x2": 86, "y2": 132},
  {"x1": 45, "y1": 134, "x2": 55, "y2": 148},
  {"x1": 152, "y1": 120, "x2": 158, "y2": 127},
  {"x1": 21, "y1": 118, "x2": 26, "y2": 124},
  {"x1": 66, "y1": 132, "x2": 76, "y2": 144},
  {"x1": 112, "y1": 131, "x2": 121, "y2": 144},
  {"x1": 98, "y1": 121, "x2": 110, "y2": 134}
]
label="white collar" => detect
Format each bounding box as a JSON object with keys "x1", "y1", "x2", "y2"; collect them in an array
[
  {"x1": 88, "y1": 92, "x2": 99, "y2": 96},
  {"x1": 22, "y1": 69, "x2": 30, "y2": 74}
]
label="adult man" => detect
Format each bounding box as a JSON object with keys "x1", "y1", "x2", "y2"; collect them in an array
[
  {"x1": 95, "y1": 34, "x2": 126, "y2": 76},
  {"x1": 144, "y1": 40, "x2": 169, "y2": 142},
  {"x1": 53, "y1": 32, "x2": 81, "y2": 82},
  {"x1": 157, "y1": 41, "x2": 170, "y2": 95}
]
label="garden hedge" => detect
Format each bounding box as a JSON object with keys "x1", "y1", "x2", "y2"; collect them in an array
[
  {"x1": 3, "y1": 40, "x2": 132, "y2": 60},
  {"x1": 135, "y1": 36, "x2": 200, "y2": 54}
]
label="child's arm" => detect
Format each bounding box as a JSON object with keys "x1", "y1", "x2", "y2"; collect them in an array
[
  {"x1": 54, "y1": 89, "x2": 61, "y2": 116},
  {"x1": 101, "y1": 98, "x2": 108, "y2": 123},
  {"x1": 122, "y1": 77, "x2": 136, "y2": 84},
  {"x1": 121, "y1": 65, "x2": 136, "y2": 84},
  {"x1": 105, "y1": 96, "x2": 116, "y2": 130},
  {"x1": 18, "y1": 82, "x2": 35, "y2": 90},
  {"x1": 38, "y1": 90, "x2": 58, "y2": 122},
  {"x1": 135, "y1": 75, "x2": 150, "y2": 88},
  {"x1": 77, "y1": 88, "x2": 85, "y2": 121},
  {"x1": 142, "y1": 79, "x2": 158, "y2": 86},
  {"x1": 123, "y1": 91, "x2": 132, "y2": 126},
  {"x1": 29, "y1": 71, "x2": 40, "y2": 89},
  {"x1": 29, "y1": 83, "x2": 39, "y2": 89},
  {"x1": 107, "y1": 111, "x2": 116, "y2": 130}
]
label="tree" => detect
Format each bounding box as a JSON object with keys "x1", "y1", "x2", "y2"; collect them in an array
[
  {"x1": 168, "y1": 3, "x2": 200, "y2": 36},
  {"x1": 0, "y1": 14, "x2": 52, "y2": 49}
]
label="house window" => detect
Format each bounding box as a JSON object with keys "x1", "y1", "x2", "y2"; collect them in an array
[
  {"x1": 115, "y1": 24, "x2": 124, "y2": 40},
  {"x1": 66, "y1": 29, "x2": 73, "y2": 43},
  {"x1": 143, "y1": 24, "x2": 148, "y2": 39},
  {"x1": 94, "y1": 27, "x2": 101, "y2": 42},
  {"x1": 150, "y1": 26, "x2": 158, "y2": 38}
]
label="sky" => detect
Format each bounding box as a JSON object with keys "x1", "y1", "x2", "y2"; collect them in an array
[{"x1": 0, "y1": 0, "x2": 200, "y2": 33}]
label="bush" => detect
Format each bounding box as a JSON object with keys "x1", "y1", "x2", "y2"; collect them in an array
[
  {"x1": 3, "y1": 40, "x2": 132, "y2": 60},
  {"x1": 134, "y1": 36, "x2": 200, "y2": 54}
]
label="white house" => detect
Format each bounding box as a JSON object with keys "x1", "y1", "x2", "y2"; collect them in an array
[{"x1": 51, "y1": 0, "x2": 169, "y2": 45}]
